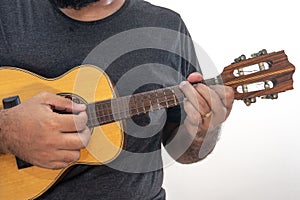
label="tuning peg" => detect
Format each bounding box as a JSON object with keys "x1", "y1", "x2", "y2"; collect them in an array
[
  {"x1": 264, "y1": 82, "x2": 271, "y2": 89},
  {"x1": 251, "y1": 49, "x2": 268, "y2": 58},
  {"x1": 261, "y1": 93, "x2": 278, "y2": 100},
  {"x1": 250, "y1": 97, "x2": 257, "y2": 103},
  {"x1": 234, "y1": 54, "x2": 246, "y2": 63},
  {"x1": 243, "y1": 99, "x2": 251, "y2": 106},
  {"x1": 260, "y1": 49, "x2": 268, "y2": 55},
  {"x1": 243, "y1": 97, "x2": 256, "y2": 106},
  {"x1": 271, "y1": 93, "x2": 278, "y2": 99}
]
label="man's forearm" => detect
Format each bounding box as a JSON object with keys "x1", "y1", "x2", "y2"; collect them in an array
[
  {"x1": 177, "y1": 125, "x2": 221, "y2": 163},
  {"x1": 164, "y1": 123, "x2": 222, "y2": 164}
]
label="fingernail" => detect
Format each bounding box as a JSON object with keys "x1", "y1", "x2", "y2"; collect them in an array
[
  {"x1": 76, "y1": 104, "x2": 86, "y2": 109},
  {"x1": 180, "y1": 81, "x2": 187, "y2": 88}
]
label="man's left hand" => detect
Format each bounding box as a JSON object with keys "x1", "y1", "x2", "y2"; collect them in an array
[{"x1": 179, "y1": 72, "x2": 234, "y2": 138}]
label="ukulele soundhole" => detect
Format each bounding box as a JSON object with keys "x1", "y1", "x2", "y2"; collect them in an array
[
  {"x1": 54, "y1": 93, "x2": 88, "y2": 115},
  {"x1": 57, "y1": 93, "x2": 93, "y2": 130},
  {"x1": 57, "y1": 93, "x2": 87, "y2": 105}
]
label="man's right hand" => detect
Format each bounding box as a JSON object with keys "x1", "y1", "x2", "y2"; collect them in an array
[{"x1": 0, "y1": 92, "x2": 91, "y2": 169}]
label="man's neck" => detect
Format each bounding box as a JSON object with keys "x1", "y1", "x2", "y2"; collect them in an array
[{"x1": 60, "y1": 0, "x2": 125, "y2": 22}]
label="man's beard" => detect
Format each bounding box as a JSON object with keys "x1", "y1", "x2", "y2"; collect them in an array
[{"x1": 51, "y1": 0, "x2": 101, "y2": 10}]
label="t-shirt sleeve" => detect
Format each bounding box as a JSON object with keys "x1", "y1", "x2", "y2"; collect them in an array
[{"x1": 177, "y1": 16, "x2": 202, "y2": 78}]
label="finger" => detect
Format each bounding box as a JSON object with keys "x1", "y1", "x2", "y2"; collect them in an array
[
  {"x1": 40, "y1": 92, "x2": 86, "y2": 113},
  {"x1": 210, "y1": 85, "x2": 234, "y2": 117},
  {"x1": 38, "y1": 161, "x2": 69, "y2": 170},
  {"x1": 192, "y1": 84, "x2": 227, "y2": 126},
  {"x1": 183, "y1": 99, "x2": 212, "y2": 132},
  {"x1": 187, "y1": 72, "x2": 204, "y2": 83},
  {"x1": 184, "y1": 117, "x2": 201, "y2": 138},
  {"x1": 183, "y1": 99, "x2": 202, "y2": 126},
  {"x1": 179, "y1": 81, "x2": 210, "y2": 115},
  {"x1": 35, "y1": 154, "x2": 75, "y2": 169},
  {"x1": 210, "y1": 85, "x2": 234, "y2": 106},
  {"x1": 193, "y1": 84, "x2": 213, "y2": 109},
  {"x1": 54, "y1": 150, "x2": 81, "y2": 163},
  {"x1": 58, "y1": 111, "x2": 88, "y2": 132},
  {"x1": 48, "y1": 158, "x2": 77, "y2": 170},
  {"x1": 184, "y1": 116, "x2": 211, "y2": 139},
  {"x1": 59, "y1": 127, "x2": 91, "y2": 150},
  {"x1": 208, "y1": 89, "x2": 227, "y2": 123},
  {"x1": 192, "y1": 86, "x2": 227, "y2": 127},
  {"x1": 185, "y1": 110, "x2": 212, "y2": 131},
  {"x1": 199, "y1": 86, "x2": 223, "y2": 112}
]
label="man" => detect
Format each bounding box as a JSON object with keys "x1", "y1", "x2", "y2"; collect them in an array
[{"x1": 0, "y1": 0, "x2": 234, "y2": 199}]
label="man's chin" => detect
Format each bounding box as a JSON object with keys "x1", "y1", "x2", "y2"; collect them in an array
[{"x1": 51, "y1": 0, "x2": 101, "y2": 10}]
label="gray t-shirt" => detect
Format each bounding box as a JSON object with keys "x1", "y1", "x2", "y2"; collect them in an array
[{"x1": 0, "y1": 0, "x2": 199, "y2": 199}]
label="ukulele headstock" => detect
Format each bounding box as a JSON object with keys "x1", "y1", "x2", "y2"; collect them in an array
[{"x1": 220, "y1": 49, "x2": 295, "y2": 106}]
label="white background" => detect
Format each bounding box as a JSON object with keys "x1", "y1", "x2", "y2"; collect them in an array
[{"x1": 148, "y1": 0, "x2": 300, "y2": 199}]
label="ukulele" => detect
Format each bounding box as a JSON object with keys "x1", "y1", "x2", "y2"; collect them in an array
[{"x1": 0, "y1": 50, "x2": 295, "y2": 200}]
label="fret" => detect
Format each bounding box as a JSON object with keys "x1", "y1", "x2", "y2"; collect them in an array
[
  {"x1": 147, "y1": 91, "x2": 158, "y2": 110},
  {"x1": 171, "y1": 89, "x2": 177, "y2": 106},
  {"x1": 122, "y1": 96, "x2": 131, "y2": 119},
  {"x1": 118, "y1": 98, "x2": 124, "y2": 121},
  {"x1": 148, "y1": 93, "x2": 153, "y2": 112},
  {"x1": 144, "y1": 94, "x2": 152, "y2": 113},
  {"x1": 142, "y1": 96, "x2": 147, "y2": 114},
  {"x1": 163, "y1": 90, "x2": 169, "y2": 108},
  {"x1": 157, "y1": 89, "x2": 167, "y2": 108},
  {"x1": 133, "y1": 93, "x2": 144, "y2": 114},
  {"x1": 155, "y1": 90, "x2": 161, "y2": 110},
  {"x1": 132, "y1": 93, "x2": 150, "y2": 114},
  {"x1": 87, "y1": 103, "x2": 99, "y2": 127},
  {"x1": 110, "y1": 96, "x2": 132, "y2": 122},
  {"x1": 102, "y1": 102, "x2": 111, "y2": 123},
  {"x1": 96, "y1": 103, "x2": 102, "y2": 123},
  {"x1": 129, "y1": 96, "x2": 138, "y2": 116},
  {"x1": 111, "y1": 98, "x2": 120, "y2": 122},
  {"x1": 86, "y1": 104, "x2": 94, "y2": 127},
  {"x1": 92, "y1": 104, "x2": 98, "y2": 126},
  {"x1": 103, "y1": 101, "x2": 112, "y2": 123},
  {"x1": 94, "y1": 104, "x2": 106, "y2": 123},
  {"x1": 167, "y1": 89, "x2": 176, "y2": 105}
]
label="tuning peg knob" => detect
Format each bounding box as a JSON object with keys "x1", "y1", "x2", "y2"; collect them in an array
[
  {"x1": 243, "y1": 98, "x2": 252, "y2": 106},
  {"x1": 234, "y1": 55, "x2": 246, "y2": 63},
  {"x1": 271, "y1": 93, "x2": 278, "y2": 99},
  {"x1": 243, "y1": 97, "x2": 257, "y2": 106},
  {"x1": 264, "y1": 83, "x2": 271, "y2": 89},
  {"x1": 260, "y1": 49, "x2": 268, "y2": 55},
  {"x1": 251, "y1": 49, "x2": 268, "y2": 58},
  {"x1": 250, "y1": 97, "x2": 256, "y2": 103},
  {"x1": 261, "y1": 93, "x2": 279, "y2": 100}
]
